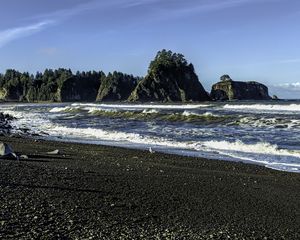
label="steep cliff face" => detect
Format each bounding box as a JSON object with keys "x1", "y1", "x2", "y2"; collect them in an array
[
  {"x1": 128, "y1": 50, "x2": 210, "y2": 102},
  {"x1": 0, "y1": 69, "x2": 28, "y2": 102},
  {"x1": 0, "y1": 87, "x2": 25, "y2": 101},
  {"x1": 96, "y1": 72, "x2": 138, "y2": 101},
  {"x1": 210, "y1": 75, "x2": 271, "y2": 100},
  {"x1": 58, "y1": 76, "x2": 101, "y2": 102}
]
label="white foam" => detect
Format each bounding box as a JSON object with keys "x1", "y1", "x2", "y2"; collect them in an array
[
  {"x1": 224, "y1": 103, "x2": 300, "y2": 112},
  {"x1": 49, "y1": 106, "x2": 81, "y2": 113},
  {"x1": 182, "y1": 111, "x2": 219, "y2": 117},
  {"x1": 86, "y1": 107, "x2": 118, "y2": 114},
  {"x1": 203, "y1": 140, "x2": 300, "y2": 159},
  {"x1": 142, "y1": 109, "x2": 159, "y2": 114},
  {"x1": 2, "y1": 103, "x2": 300, "y2": 173},
  {"x1": 72, "y1": 103, "x2": 209, "y2": 110},
  {"x1": 46, "y1": 126, "x2": 300, "y2": 171},
  {"x1": 236, "y1": 116, "x2": 300, "y2": 128},
  {"x1": 2, "y1": 109, "x2": 53, "y2": 133}
]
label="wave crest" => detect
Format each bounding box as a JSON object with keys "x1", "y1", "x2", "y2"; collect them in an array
[
  {"x1": 203, "y1": 140, "x2": 300, "y2": 158},
  {"x1": 224, "y1": 104, "x2": 300, "y2": 112}
]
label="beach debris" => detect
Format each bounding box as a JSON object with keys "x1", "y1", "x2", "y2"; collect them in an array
[
  {"x1": 46, "y1": 149, "x2": 60, "y2": 155},
  {"x1": 149, "y1": 147, "x2": 155, "y2": 154},
  {"x1": 0, "y1": 142, "x2": 18, "y2": 160}
]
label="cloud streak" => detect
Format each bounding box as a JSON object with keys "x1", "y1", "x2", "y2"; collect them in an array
[
  {"x1": 269, "y1": 83, "x2": 300, "y2": 99},
  {"x1": 0, "y1": 21, "x2": 53, "y2": 48},
  {"x1": 0, "y1": 0, "x2": 122, "y2": 49},
  {"x1": 0, "y1": 0, "x2": 278, "y2": 48},
  {"x1": 274, "y1": 82, "x2": 300, "y2": 91},
  {"x1": 0, "y1": 0, "x2": 108, "y2": 49},
  {"x1": 115, "y1": 0, "x2": 266, "y2": 27}
]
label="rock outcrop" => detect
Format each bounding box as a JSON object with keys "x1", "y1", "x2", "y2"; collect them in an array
[
  {"x1": 57, "y1": 76, "x2": 101, "y2": 102},
  {"x1": 0, "y1": 87, "x2": 25, "y2": 102},
  {"x1": 96, "y1": 72, "x2": 138, "y2": 101},
  {"x1": 210, "y1": 75, "x2": 271, "y2": 100},
  {"x1": 128, "y1": 50, "x2": 210, "y2": 102}
]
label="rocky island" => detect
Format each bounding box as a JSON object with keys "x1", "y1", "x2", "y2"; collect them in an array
[
  {"x1": 211, "y1": 75, "x2": 271, "y2": 101},
  {"x1": 129, "y1": 50, "x2": 210, "y2": 102}
]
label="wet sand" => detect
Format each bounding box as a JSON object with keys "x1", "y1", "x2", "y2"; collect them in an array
[{"x1": 0, "y1": 136, "x2": 299, "y2": 239}]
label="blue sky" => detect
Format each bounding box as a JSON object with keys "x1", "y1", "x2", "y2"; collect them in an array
[{"x1": 0, "y1": 0, "x2": 300, "y2": 98}]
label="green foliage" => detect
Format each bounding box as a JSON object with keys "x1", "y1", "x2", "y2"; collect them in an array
[
  {"x1": 0, "y1": 69, "x2": 32, "y2": 101},
  {"x1": 97, "y1": 71, "x2": 139, "y2": 101},
  {"x1": 148, "y1": 49, "x2": 189, "y2": 76},
  {"x1": 0, "y1": 68, "x2": 104, "y2": 102},
  {"x1": 0, "y1": 49, "x2": 207, "y2": 103},
  {"x1": 129, "y1": 49, "x2": 210, "y2": 102}
]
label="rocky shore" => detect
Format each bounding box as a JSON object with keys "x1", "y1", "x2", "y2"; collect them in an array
[{"x1": 0, "y1": 136, "x2": 299, "y2": 239}]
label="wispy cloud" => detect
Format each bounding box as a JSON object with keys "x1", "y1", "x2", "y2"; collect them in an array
[
  {"x1": 0, "y1": 0, "x2": 128, "y2": 49},
  {"x1": 0, "y1": 21, "x2": 53, "y2": 48},
  {"x1": 121, "y1": 0, "x2": 161, "y2": 8},
  {"x1": 117, "y1": 0, "x2": 267, "y2": 25},
  {"x1": 274, "y1": 82, "x2": 300, "y2": 91},
  {"x1": 168, "y1": 0, "x2": 252, "y2": 15},
  {"x1": 0, "y1": 0, "x2": 278, "y2": 48},
  {"x1": 0, "y1": 0, "x2": 109, "y2": 49},
  {"x1": 30, "y1": 1, "x2": 114, "y2": 21},
  {"x1": 269, "y1": 82, "x2": 300, "y2": 99}
]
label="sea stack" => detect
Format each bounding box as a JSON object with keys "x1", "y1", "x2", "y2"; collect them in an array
[
  {"x1": 210, "y1": 75, "x2": 271, "y2": 100},
  {"x1": 128, "y1": 49, "x2": 210, "y2": 102}
]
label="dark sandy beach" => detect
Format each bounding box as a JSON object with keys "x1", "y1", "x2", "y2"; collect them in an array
[{"x1": 0, "y1": 136, "x2": 299, "y2": 239}]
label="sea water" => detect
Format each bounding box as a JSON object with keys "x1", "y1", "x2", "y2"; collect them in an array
[{"x1": 2, "y1": 101, "x2": 300, "y2": 173}]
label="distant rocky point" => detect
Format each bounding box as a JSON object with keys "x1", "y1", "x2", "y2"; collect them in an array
[{"x1": 210, "y1": 75, "x2": 271, "y2": 101}]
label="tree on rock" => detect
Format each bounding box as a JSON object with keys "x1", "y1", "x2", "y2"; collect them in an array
[{"x1": 128, "y1": 49, "x2": 210, "y2": 102}]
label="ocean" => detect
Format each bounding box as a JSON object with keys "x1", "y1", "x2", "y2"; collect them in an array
[{"x1": 1, "y1": 101, "x2": 300, "y2": 173}]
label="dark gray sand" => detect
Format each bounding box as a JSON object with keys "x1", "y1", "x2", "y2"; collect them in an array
[{"x1": 0, "y1": 136, "x2": 299, "y2": 239}]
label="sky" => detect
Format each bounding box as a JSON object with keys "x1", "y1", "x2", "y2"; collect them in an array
[{"x1": 0, "y1": 0, "x2": 300, "y2": 98}]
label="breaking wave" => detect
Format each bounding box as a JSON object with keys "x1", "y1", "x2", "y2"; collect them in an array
[
  {"x1": 71, "y1": 103, "x2": 210, "y2": 109},
  {"x1": 182, "y1": 111, "x2": 218, "y2": 117},
  {"x1": 47, "y1": 126, "x2": 300, "y2": 171},
  {"x1": 48, "y1": 105, "x2": 228, "y2": 123},
  {"x1": 234, "y1": 116, "x2": 300, "y2": 128},
  {"x1": 3, "y1": 102, "x2": 300, "y2": 173},
  {"x1": 49, "y1": 106, "x2": 82, "y2": 113},
  {"x1": 142, "y1": 109, "x2": 159, "y2": 114},
  {"x1": 203, "y1": 140, "x2": 300, "y2": 159},
  {"x1": 223, "y1": 103, "x2": 300, "y2": 112}
]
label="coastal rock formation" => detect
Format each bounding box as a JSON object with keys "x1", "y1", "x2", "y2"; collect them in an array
[
  {"x1": 0, "y1": 69, "x2": 28, "y2": 101},
  {"x1": 57, "y1": 76, "x2": 102, "y2": 102},
  {"x1": 96, "y1": 72, "x2": 138, "y2": 101},
  {"x1": 0, "y1": 113, "x2": 14, "y2": 136},
  {"x1": 0, "y1": 87, "x2": 24, "y2": 101},
  {"x1": 272, "y1": 95, "x2": 279, "y2": 100},
  {"x1": 128, "y1": 50, "x2": 210, "y2": 102},
  {"x1": 210, "y1": 75, "x2": 271, "y2": 100}
]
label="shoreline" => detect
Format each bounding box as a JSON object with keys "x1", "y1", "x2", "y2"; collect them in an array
[
  {"x1": 3, "y1": 101, "x2": 300, "y2": 173},
  {"x1": 31, "y1": 135, "x2": 300, "y2": 174},
  {"x1": 1, "y1": 135, "x2": 299, "y2": 239}
]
